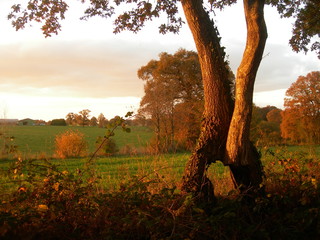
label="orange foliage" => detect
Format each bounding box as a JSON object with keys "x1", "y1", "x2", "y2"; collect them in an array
[
  {"x1": 54, "y1": 130, "x2": 88, "y2": 158},
  {"x1": 281, "y1": 71, "x2": 320, "y2": 144}
]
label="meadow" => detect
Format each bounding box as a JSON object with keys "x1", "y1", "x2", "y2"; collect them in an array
[
  {"x1": 0, "y1": 125, "x2": 319, "y2": 239},
  {"x1": 0, "y1": 125, "x2": 153, "y2": 156},
  {"x1": 0, "y1": 125, "x2": 319, "y2": 192}
]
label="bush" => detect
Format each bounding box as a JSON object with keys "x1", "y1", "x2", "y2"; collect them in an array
[
  {"x1": 95, "y1": 136, "x2": 118, "y2": 156},
  {"x1": 54, "y1": 130, "x2": 88, "y2": 158}
]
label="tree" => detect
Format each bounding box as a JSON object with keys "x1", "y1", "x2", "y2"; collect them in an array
[
  {"x1": 281, "y1": 71, "x2": 320, "y2": 144},
  {"x1": 250, "y1": 106, "x2": 282, "y2": 145},
  {"x1": 266, "y1": 108, "x2": 282, "y2": 124},
  {"x1": 74, "y1": 114, "x2": 82, "y2": 126},
  {"x1": 281, "y1": 108, "x2": 304, "y2": 143},
  {"x1": 8, "y1": 0, "x2": 318, "y2": 203},
  {"x1": 89, "y1": 116, "x2": 98, "y2": 126},
  {"x1": 180, "y1": 0, "x2": 266, "y2": 200},
  {"x1": 66, "y1": 112, "x2": 75, "y2": 126},
  {"x1": 78, "y1": 109, "x2": 91, "y2": 127},
  {"x1": 138, "y1": 49, "x2": 204, "y2": 152},
  {"x1": 97, "y1": 113, "x2": 107, "y2": 128},
  {"x1": 139, "y1": 79, "x2": 170, "y2": 153}
]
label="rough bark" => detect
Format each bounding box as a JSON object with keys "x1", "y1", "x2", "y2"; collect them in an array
[
  {"x1": 226, "y1": 0, "x2": 267, "y2": 192},
  {"x1": 180, "y1": 0, "x2": 233, "y2": 204},
  {"x1": 181, "y1": 0, "x2": 267, "y2": 202}
]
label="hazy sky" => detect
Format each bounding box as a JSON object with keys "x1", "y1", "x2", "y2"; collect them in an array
[{"x1": 0, "y1": 0, "x2": 319, "y2": 121}]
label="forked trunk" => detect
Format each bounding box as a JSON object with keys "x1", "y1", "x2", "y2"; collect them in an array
[{"x1": 181, "y1": 0, "x2": 267, "y2": 202}]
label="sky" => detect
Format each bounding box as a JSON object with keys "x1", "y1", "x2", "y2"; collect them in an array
[{"x1": 0, "y1": 0, "x2": 319, "y2": 121}]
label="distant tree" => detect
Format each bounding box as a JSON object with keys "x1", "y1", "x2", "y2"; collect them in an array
[
  {"x1": 281, "y1": 109, "x2": 303, "y2": 144},
  {"x1": 138, "y1": 49, "x2": 204, "y2": 152},
  {"x1": 79, "y1": 109, "x2": 91, "y2": 127},
  {"x1": 139, "y1": 79, "x2": 171, "y2": 153},
  {"x1": 255, "y1": 121, "x2": 282, "y2": 146},
  {"x1": 250, "y1": 105, "x2": 282, "y2": 145},
  {"x1": 89, "y1": 116, "x2": 98, "y2": 126},
  {"x1": 266, "y1": 109, "x2": 282, "y2": 124},
  {"x1": 174, "y1": 101, "x2": 203, "y2": 150},
  {"x1": 281, "y1": 71, "x2": 320, "y2": 144},
  {"x1": 51, "y1": 119, "x2": 67, "y2": 126},
  {"x1": 66, "y1": 112, "x2": 75, "y2": 126},
  {"x1": 74, "y1": 114, "x2": 82, "y2": 126},
  {"x1": 97, "y1": 113, "x2": 107, "y2": 128}
]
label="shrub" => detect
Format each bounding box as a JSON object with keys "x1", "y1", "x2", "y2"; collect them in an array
[
  {"x1": 54, "y1": 130, "x2": 88, "y2": 158},
  {"x1": 0, "y1": 131, "x2": 18, "y2": 158},
  {"x1": 95, "y1": 136, "x2": 118, "y2": 156}
]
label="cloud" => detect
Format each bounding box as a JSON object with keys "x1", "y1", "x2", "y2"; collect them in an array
[
  {"x1": 253, "y1": 89, "x2": 287, "y2": 109},
  {"x1": 0, "y1": 39, "x2": 154, "y2": 98},
  {"x1": 254, "y1": 44, "x2": 319, "y2": 92},
  {"x1": 223, "y1": 38, "x2": 319, "y2": 94}
]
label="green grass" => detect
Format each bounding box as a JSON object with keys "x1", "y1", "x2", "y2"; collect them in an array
[
  {"x1": 0, "y1": 135, "x2": 319, "y2": 239},
  {"x1": 0, "y1": 123, "x2": 319, "y2": 195},
  {"x1": 0, "y1": 125, "x2": 153, "y2": 156},
  {"x1": 0, "y1": 152, "x2": 234, "y2": 194},
  {"x1": 0, "y1": 144, "x2": 318, "y2": 191}
]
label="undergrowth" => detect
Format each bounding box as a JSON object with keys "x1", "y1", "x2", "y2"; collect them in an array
[{"x1": 0, "y1": 147, "x2": 319, "y2": 239}]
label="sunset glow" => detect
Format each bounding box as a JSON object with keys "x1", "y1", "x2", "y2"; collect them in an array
[{"x1": 0, "y1": 0, "x2": 318, "y2": 121}]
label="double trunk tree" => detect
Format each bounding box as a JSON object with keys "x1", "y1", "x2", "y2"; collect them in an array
[{"x1": 181, "y1": 0, "x2": 267, "y2": 202}]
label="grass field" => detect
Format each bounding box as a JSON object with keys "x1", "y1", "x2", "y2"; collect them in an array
[
  {"x1": 0, "y1": 124, "x2": 319, "y2": 194},
  {"x1": 0, "y1": 127, "x2": 319, "y2": 239},
  {"x1": 0, "y1": 145, "x2": 319, "y2": 195},
  {"x1": 0, "y1": 125, "x2": 153, "y2": 156}
]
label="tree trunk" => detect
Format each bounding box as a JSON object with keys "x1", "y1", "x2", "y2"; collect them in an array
[
  {"x1": 226, "y1": 0, "x2": 267, "y2": 193},
  {"x1": 180, "y1": 0, "x2": 233, "y2": 204},
  {"x1": 181, "y1": 0, "x2": 267, "y2": 203}
]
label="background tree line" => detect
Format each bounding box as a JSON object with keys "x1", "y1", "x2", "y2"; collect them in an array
[
  {"x1": 138, "y1": 50, "x2": 319, "y2": 150},
  {"x1": 64, "y1": 110, "x2": 107, "y2": 128}
]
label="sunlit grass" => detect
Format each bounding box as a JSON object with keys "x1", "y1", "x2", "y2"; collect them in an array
[
  {"x1": 1, "y1": 125, "x2": 153, "y2": 156},
  {"x1": 1, "y1": 145, "x2": 319, "y2": 196}
]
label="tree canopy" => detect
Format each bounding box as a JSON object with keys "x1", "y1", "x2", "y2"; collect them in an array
[
  {"x1": 8, "y1": 0, "x2": 320, "y2": 58},
  {"x1": 138, "y1": 49, "x2": 204, "y2": 152},
  {"x1": 281, "y1": 71, "x2": 320, "y2": 144}
]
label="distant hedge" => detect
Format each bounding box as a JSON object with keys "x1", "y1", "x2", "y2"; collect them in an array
[{"x1": 51, "y1": 119, "x2": 67, "y2": 126}]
